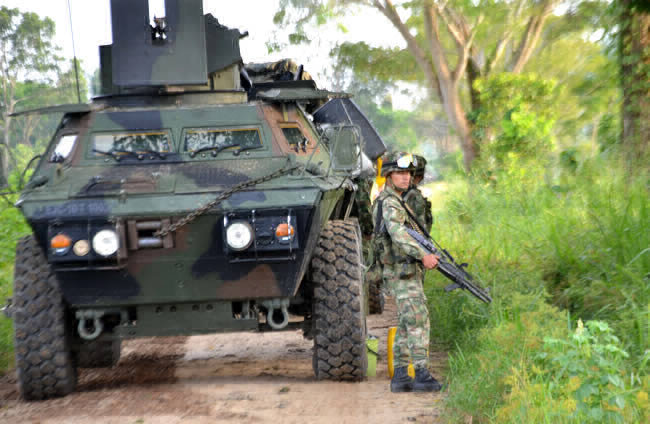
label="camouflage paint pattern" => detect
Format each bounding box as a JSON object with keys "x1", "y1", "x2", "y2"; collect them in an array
[
  {"x1": 17, "y1": 97, "x2": 350, "y2": 318},
  {"x1": 372, "y1": 182, "x2": 431, "y2": 369}
]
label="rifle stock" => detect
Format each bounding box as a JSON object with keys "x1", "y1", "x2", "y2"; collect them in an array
[{"x1": 406, "y1": 228, "x2": 492, "y2": 304}]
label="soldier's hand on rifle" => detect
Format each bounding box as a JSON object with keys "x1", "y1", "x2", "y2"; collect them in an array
[{"x1": 422, "y1": 253, "x2": 439, "y2": 270}]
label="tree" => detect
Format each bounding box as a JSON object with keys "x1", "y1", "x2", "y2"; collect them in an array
[
  {"x1": 619, "y1": 0, "x2": 650, "y2": 162},
  {"x1": 10, "y1": 59, "x2": 87, "y2": 157},
  {"x1": 0, "y1": 7, "x2": 60, "y2": 186},
  {"x1": 274, "y1": 0, "x2": 577, "y2": 171},
  {"x1": 473, "y1": 73, "x2": 557, "y2": 166},
  {"x1": 330, "y1": 65, "x2": 450, "y2": 154}
]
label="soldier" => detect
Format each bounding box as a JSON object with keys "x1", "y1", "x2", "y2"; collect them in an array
[
  {"x1": 356, "y1": 174, "x2": 386, "y2": 314},
  {"x1": 373, "y1": 151, "x2": 442, "y2": 393},
  {"x1": 404, "y1": 155, "x2": 433, "y2": 233}
]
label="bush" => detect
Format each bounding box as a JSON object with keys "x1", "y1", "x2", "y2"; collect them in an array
[
  {"x1": 424, "y1": 154, "x2": 648, "y2": 422},
  {"x1": 441, "y1": 293, "x2": 567, "y2": 422},
  {"x1": 0, "y1": 184, "x2": 30, "y2": 371},
  {"x1": 496, "y1": 320, "x2": 649, "y2": 423}
]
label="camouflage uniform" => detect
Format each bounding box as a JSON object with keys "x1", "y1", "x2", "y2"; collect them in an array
[
  {"x1": 373, "y1": 183, "x2": 431, "y2": 369},
  {"x1": 404, "y1": 155, "x2": 432, "y2": 233},
  {"x1": 404, "y1": 186, "x2": 433, "y2": 234}
]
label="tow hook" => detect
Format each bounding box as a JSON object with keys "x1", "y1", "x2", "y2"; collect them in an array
[
  {"x1": 1, "y1": 298, "x2": 13, "y2": 319},
  {"x1": 75, "y1": 310, "x2": 105, "y2": 340},
  {"x1": 261, "y1": 298, "x2": 290, "y2": 330}
]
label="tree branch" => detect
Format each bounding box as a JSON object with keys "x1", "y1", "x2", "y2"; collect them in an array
[
  {"x1": 373, "y1": 0, "x2": 443, "y2": 99},
  {"x1": 434, "y1": 3, "x2": 482, "y2": 83},
  {"x1": 421, "y1": 1, "x2": 451, "y2": 83},
  {"x1": 510, "y1": 0, "x2": 558, "y2": 73},
  {"x1": 484, "y1": 33, "x2": 511, "y2": 74},
  {"x1": 436, "y1": 3, "x2": 465, "y2": 50}
]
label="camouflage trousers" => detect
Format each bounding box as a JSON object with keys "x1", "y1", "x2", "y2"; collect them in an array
[
  {"x1": 364, "y1": 236, "x2": 384, "y2": 294},
  {"x1": 385, "y1": 263, "x2": 430, "y2": 369},
  {"x1": 365, "y1": 259, "x2": 383, "y2": 292}
]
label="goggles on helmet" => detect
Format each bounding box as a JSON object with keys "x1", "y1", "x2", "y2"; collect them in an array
[{"x1": 396, "y1": 153, "x2": 415, "y2": 169}]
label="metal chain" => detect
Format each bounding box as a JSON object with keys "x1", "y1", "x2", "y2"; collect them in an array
[{"x1": 154, "y1": 165, "x2": 301, "y2": 238}]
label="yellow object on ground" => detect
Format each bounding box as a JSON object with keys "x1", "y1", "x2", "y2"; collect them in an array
[
  {"x1": 387, "y1": 326, "x2": 415, "y2": 378},
  {"x1": 366, "y1": 336, "x2": 378, "y2": 377}
]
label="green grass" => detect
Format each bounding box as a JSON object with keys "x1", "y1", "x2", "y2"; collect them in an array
[
  {"x1": 423, "y1": 156, "x2": 649, "y2": 422},
  {"x1": 0, "y1": 197, "x2": 30, "y2": 371}
]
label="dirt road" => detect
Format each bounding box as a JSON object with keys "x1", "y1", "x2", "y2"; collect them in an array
[{"x1": 0, "y1": 299, "x2": 447, "y2": 423}]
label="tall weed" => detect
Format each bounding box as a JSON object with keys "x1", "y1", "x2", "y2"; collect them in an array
[
  {"x1": 0, "y1": 188, "x2": 30, "y2": 371},
  {"x1": 496, "y1": 320, "x2": 649, "y2": 423},
  {"x1": 425, "y1": 155, "x2": 648, "y2": 422}
]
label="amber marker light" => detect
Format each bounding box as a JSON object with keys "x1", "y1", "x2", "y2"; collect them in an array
[
  {"x1": 275, "y1": 223, "x2": 295, "y2": 243},
  {"x1": 51, "y1": 233, "x2": 72, "y2": 255}
]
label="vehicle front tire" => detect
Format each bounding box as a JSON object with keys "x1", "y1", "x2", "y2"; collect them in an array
[
  {"x1": 310, "y1": 220, "x2": 367, "y2": 381},
  {"x1": 12, "y1": 235, "x2": 77, "y2": 400}
]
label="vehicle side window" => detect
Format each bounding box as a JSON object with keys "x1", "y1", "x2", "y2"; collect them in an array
[
  {"x1": 50, "y1": 134, "x2": 78, "y2": 162},
  {"x1": 91, "y1": 131, "x2": 171, "y2": 156},
  {"x1": 184, "y1": 128, "x2": 262, "y2": 152},
  {"x1": 280, "y1": 125, "x2": 312, "y2": 153}
]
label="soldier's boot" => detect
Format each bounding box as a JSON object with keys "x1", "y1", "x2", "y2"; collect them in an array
[
  {"x1": 413, "y1": 367, "x2": 442, "y2": 392},
  {"x1": 390, "y1": 366, "x2": 413, "y2": 393}
]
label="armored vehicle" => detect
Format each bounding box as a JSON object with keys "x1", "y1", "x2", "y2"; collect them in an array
[{"x1": 5, "y1": 0, "x2": 386, "y2": 400}]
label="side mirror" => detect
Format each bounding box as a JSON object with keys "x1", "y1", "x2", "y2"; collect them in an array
[{"x1": 327, "y1": 125, "x2": 361, "y2": 172}]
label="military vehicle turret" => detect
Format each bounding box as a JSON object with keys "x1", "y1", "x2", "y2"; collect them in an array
[{"x1": 5, "y1": 0, "x2": 386, "y2": 400}]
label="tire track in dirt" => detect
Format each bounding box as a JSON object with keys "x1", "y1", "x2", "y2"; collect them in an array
[{"x1": 0, "y1": 298, "x2": 446, "y2": 423}]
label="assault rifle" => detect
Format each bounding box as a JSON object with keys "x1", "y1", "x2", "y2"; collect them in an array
[{"x1": 406, "y1": 228, "x2": 492, "y2": 304}]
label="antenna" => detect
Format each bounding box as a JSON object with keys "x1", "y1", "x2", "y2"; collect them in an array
[{"x1": 66, "y1": 0, "x2": 81, "y2": 103}]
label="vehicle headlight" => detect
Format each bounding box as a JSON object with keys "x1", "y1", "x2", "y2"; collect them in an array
[
  {"x1": 73, "y1": 239, "x2": 90, "y2": 256},
  {"x1": 226, "y1": 221, "x2": 254, "y2": 251},
  {"x1": 92, "y1": 229, "x2": 119, "y2": 257}
]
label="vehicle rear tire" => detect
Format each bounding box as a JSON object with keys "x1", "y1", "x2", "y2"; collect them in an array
[
  {"x1": 310, "y1": 220, "x2": 367, "y2": 381},
  {"x1": 75, "y1": 340, "x2": 121, "y2": 368},
  {"x1": 12, "y1": 235, "x2": 77, "y2": 400}
]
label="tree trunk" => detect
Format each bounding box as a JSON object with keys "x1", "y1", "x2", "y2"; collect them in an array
[
  {"x1": 620, "y1": 1, "x2": 650, "y2": 162},
  {"x1": 440, "y1": 80, "x2": 477, "y2": 171},
  {"x1": 1, "y1": 111, "x2": 10, "y2": 186},
  {"x1": 466, "y1": 58, "x2": 481, "y2": 115}
]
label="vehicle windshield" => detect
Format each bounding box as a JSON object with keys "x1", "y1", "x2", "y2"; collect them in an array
[
  {"x1": 184, "y1": 128, "x2": 262, "y2": 153},
  {"x1": 91, "y1": 131, "x2": 171, "y2": 157}
]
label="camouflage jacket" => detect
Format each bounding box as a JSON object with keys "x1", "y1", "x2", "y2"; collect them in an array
[
  {"x1": 372, "y1": 184, "x2": 429, "y2": 267},
  {"x1": 404, "y1": 185, "x2": 433, "y2": 234}
]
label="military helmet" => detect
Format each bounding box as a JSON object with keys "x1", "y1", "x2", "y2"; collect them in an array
[
  {"x1": 381, "y1": 151, "x2": 416, "y2": 177},
  {"x1": 414, "y1": 154, "x2": 427, "y2": 178}
]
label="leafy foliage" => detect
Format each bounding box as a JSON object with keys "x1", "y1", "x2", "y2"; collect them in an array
[
  {"x1": 0, "y1": 172, "x2": 30, "y2": 371},
  {"x1": 272, "y1": 0, "x2": 616, "y2": 170},
  {"x1": 0, "y1": 7, "x2": 87, "y2": 373},
  {"x1": 472, "y1": 73, "x2": 557, "y2": 164},
  {"x1": 332, "y1": 42, "x2": 421, "y2": 83},
  {"x1": 0, "y1": 6, "x2": 66, "y2": 184},
  {"x1": 425, "y1": 153, "x2": 648, "y2": 422}
]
